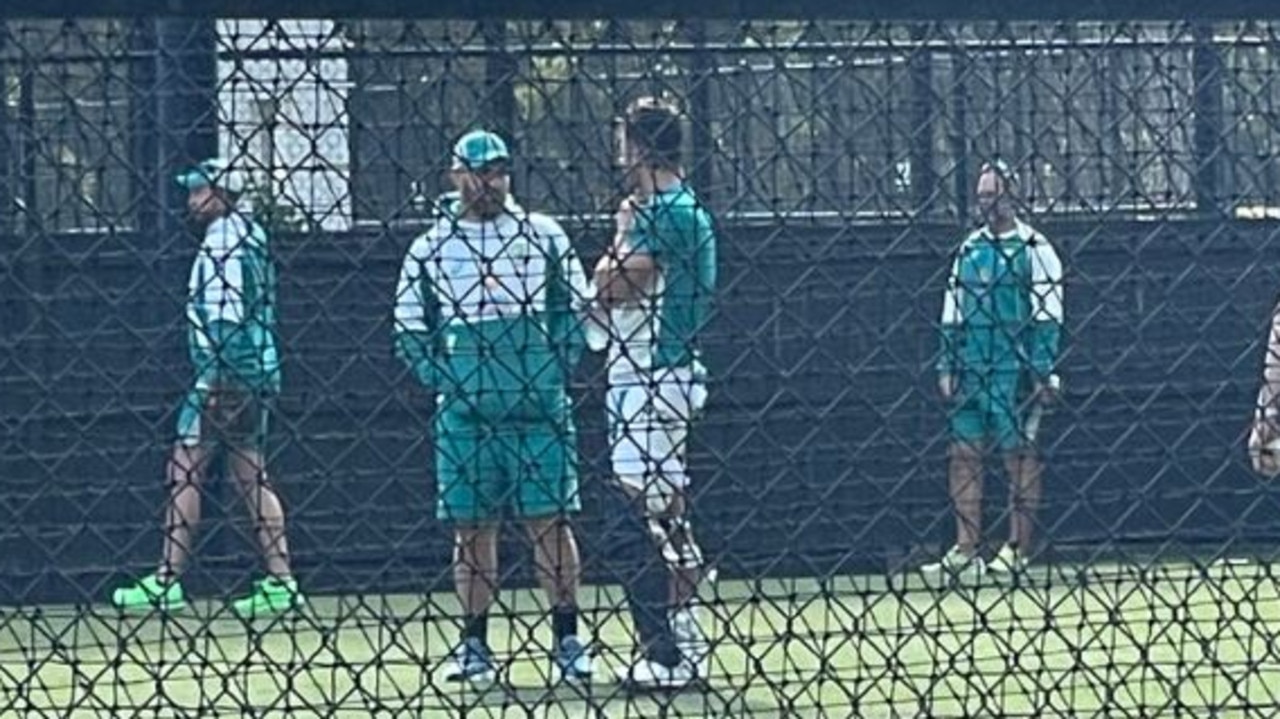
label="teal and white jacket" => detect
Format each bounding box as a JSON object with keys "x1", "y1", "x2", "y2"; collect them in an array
[
  {"x1": 938, "y1": 219, "x2": 1064, "y2": 385},
  {"x1": 187, "y1": 211, "x2": 281, "y2": 394},
  {"x1": 393, "y1": 194, "x2": 591, "y2": 419}
]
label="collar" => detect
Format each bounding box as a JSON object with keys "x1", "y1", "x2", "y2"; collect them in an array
[{"x1": 980, "y1": 218, "x2": 1031, "y2": 241}]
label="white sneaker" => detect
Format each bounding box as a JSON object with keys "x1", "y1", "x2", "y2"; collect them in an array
[
  {"x1": 615, "y1": 657, "x2": 696, "y2": 690},
  {"x1": 920, "y1": 546, "x2": 986, "y2": 587},
  {"x1": 988, "y1": 543, "x2": 1028, "y2": 578},
  {"x1": 671, "y1": 606, "x2": 710, "y2": 679}
]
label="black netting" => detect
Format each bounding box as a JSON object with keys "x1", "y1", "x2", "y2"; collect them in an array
[{"x1": 4, "y1": 13, "x2": 1280, "y2": 718}]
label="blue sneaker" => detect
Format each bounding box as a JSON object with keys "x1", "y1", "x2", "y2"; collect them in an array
[
  {"x1": 443, "y1": 637, "x2": 496, "y2": 684},
  {"x1": 554, "y1": 635, "x2": 593, "y2": 683}
]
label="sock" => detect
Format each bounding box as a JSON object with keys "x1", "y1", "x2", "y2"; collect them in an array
[
  {"x1": 463, "y1": 613, "x2": 489, "y2": 645},
  {"x1": 552, "y1": 605, "x2": 578, "y2": 642}
]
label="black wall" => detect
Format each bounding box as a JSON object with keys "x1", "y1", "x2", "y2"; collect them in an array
[{"x1": 4, "y1": 217, "x2": 1280, "y2": 603}]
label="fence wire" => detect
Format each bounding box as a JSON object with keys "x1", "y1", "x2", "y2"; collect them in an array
[{"x1": 3, "y1": 14, "x2": 1280, "y2": 719}]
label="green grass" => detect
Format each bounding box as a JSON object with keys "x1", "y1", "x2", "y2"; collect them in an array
[{"x1": 3, "y1": 560, "x2": 1280, "y2": 717}]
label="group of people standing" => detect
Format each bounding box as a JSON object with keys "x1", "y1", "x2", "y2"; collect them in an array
[{"x1": 102, "y1": 89, "x2": 1280, "y2": 692}]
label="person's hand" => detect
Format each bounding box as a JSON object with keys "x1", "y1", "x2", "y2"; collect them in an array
[
  {"x1": 592, "y1": 252, "x2": 614, "y2": 297},
  {"x1": 1032, "y1": 380, "x2": 1059, "y2": 405},
  {"x1": 614, "y1": 195, "x2": 641, "y2": 238},
  {"x1": 1248, "y1": 415, "x2": 1280, "y2": 476},
  {"x1": 939, "y1": 374, "x2": 956, "y2": 402},
  {"x1": 594, "y1": 222, "x2": 635, "y2": 307}
]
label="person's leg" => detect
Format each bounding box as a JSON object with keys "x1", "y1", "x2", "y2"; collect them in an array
[
  {"x1": 996, "y1": 373, "x2": 1044, "y2": 556},
  {"x1": 525, "y1": 513, "x2": 592, "y2": 681},
  {"x1": 227, "y1": 446, "x2": 292, "y2": 580},
  {"x1": 214, "y1": 389, "x2": 302, "y2": 616},
  {"x1": 159, "y1": 446, "x2": 214, "y2": 583},
  {"x1": 159, "y1": 389, "x2": 217, "y2": 581},
  {"x1": 454, "y1": 522, "x2": 500, "y2": 643},
  {"x1": 436, "y1": 409, "x2": 501, "y2": 680},
  {"x1": 656, "y1": 404, "x2": 706, "y2": 610},
  {"x1": 610, "y1": 482, "x2": 686, "y2": 669},
  {"x1": 949, "y1": 442, "x2": 985, "y2": 554},
  {"x1": 653, "y1": 374, "x2": 714, "y2": 680},
  {"x1": 525, "y1": 516, "x2": 581, "y2": 637},
  {"x1": 1004, "y1": 449, "x2": 1043, "y2": 552},
  {"x1": 112, "y1": 390, "x2": 215, "y2": 610},
  {"x1": 608, "y1": 382, "x2": 685, "y2": 670},
  {"x1": 921, "y1": 374, "x2": 988, "y2": 584},
  {"x1": 945, "y1": 371, "x2": 989, "y2": 554},
  {"x1": 512, "y1": 414, "x2": 592, "y2": 680},
  {"x1": 512, "y1": 418, "x2": 582, "y2": 617}
]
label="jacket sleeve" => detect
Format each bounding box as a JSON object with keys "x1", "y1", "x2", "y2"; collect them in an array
[
  {"x1": 393, "y1": 234, "x2": 444, "y2": 388},
  {"x1": 544, "y1": 223, "x2": 593, "y2": 374},
  {"x1": 1026, "y1": 237, "x2": 1065, "y2": 382},
  {"x1": 191, "y1": 220, "x2": 257, "y2": 389},
  {"x1": 937, "y1": 246, "x2": 965, "y2": 375}
]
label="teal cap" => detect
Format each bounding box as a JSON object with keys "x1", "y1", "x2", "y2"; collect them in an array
[
  {"x1": 451, "y1": 130, "x2": 511, "y2": 171},
  {"x1": 175, "y1": 158, "x2": 246, "y2": 194}
]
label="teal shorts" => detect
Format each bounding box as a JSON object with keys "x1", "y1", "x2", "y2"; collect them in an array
[
  {"x1": 175, "y1": 384, "x2": 271, "y2": 452},
  {"x1": 434, "y1": 409, "x2": 581, "y2": 523},
  {"x1": 948, "y1": 370, "x2": 1042, "y2": 451}
]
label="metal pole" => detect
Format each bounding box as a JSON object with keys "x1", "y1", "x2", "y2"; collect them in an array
[
  {"x1": 153, "y1": 18, "x2": 218, "y2": 242},
  {"x1": 1192, "y1": 21, "x2": 1225, "y2": 216},
  {"x1": 482, "y1": 21, "x2": 517, "y2": 147},
  {"x1": 687, "y1": 19, "x2": 714, "y2": 207},
  {"x1": 949, "y1": 49, "x2": 971, "y2": 224},
  {"x1": 909, "y1": 23, "x2": 938, "y2": 217},
  {"x1": 0, "y1": 21, "x2": 11, "y2": 237}
]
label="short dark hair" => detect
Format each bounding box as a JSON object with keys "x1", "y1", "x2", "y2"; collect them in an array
[{"x1": 623, "y1": 96, "x2": 684, "y2": 170}]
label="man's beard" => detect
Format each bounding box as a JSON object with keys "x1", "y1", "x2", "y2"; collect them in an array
[
  {"x1": 188, "y1": 208, "x2": 216, "y2": 228},
  {"x1": 465, "y1": 189, "x2": 507, "y2": 219}
]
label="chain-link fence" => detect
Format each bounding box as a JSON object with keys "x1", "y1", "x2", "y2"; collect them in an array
[{"x1": 5, "y1": 7, "x2": 1280, "y2": 717}]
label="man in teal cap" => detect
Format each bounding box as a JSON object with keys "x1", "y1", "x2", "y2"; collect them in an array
[
  {"x1": 394, "y1": 130, "x2": 594, "y2": 684},
  {"x1": 111, "y1": 158, "x2": 304, "y2": 618}
]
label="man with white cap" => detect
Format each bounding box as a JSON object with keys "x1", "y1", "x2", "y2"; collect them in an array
[
  {"x1": 111, "y1": 158, "x2": 303, "y2": 618},
  {"x1": 394, "y1": 130, "x2": 594, "y2": 685}
]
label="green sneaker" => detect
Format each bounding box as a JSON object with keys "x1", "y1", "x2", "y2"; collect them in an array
[
  {"x1": 231, "y1": 577, "x2": 304, "y2": 619},
  {"x1": 111, "y1": 574, "x2": 186, "y2": 613}
]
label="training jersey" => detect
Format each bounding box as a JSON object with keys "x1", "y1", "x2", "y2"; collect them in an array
[
  {"x1": 393, "y1": 196, "x2": 590, "y2": 420},
  {"x1": 596, "y1": 183, "x2": 717, "y2": 383},
  {"x1": 938, "y1": 219, "x2": 1064, "y2": 379},
  {"x1": 186, "y1": 211, "x2": 281, "y2": 394}
]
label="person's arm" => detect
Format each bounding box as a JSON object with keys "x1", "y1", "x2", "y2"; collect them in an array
[
  {"x1": 1256, "y1": 303, "x2": 1280, "y2": 420},
  {"x1": 1249, "y1": 301, "x2": 1280, "y2": 474},
  {"x1": 543, "y1": 219, "x2": 593, "y2": 371},
  {"x1": 192, "y1": 221, "x2": 252, "y2": 390},
  {"x1": 595, "y1": 196, "x2": 658, "y2": 309},
  {"x1": 392, "y1": 235, "x2": 442, "y2": 388},
  {"x1": 937, "y1": 247, "x2": 965, "y2": 399},
  {"x1": 1027, "y1": 237, "x2": 1065, "y2": 395}
]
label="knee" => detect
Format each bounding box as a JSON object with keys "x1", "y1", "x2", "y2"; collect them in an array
[
  {"x1": 618, "y1": 473, "x2": 681, "y2": 517},
  {"x1": 166, "y1": 445, "x2": 206, "y2": 482},
  {"x1": 231, "y1": 471, "x2": 277, "y2": 500},
  {"x1": 948, "y1": 443, "x2": 982, "y2": 462},
  {"x1": 1004, "y1": 449, "x2": 1042, "y2": 474},
  {"x1": 455, "y1": 525, "x2": 497, "y2": 551},
  {"x1": 525, "y1": 517, "x2": 571, "y2": 545}
]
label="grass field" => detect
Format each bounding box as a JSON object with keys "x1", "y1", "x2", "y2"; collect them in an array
[{"x1": 3, "y1": 560, "x2": 1280, "y2": 717}]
